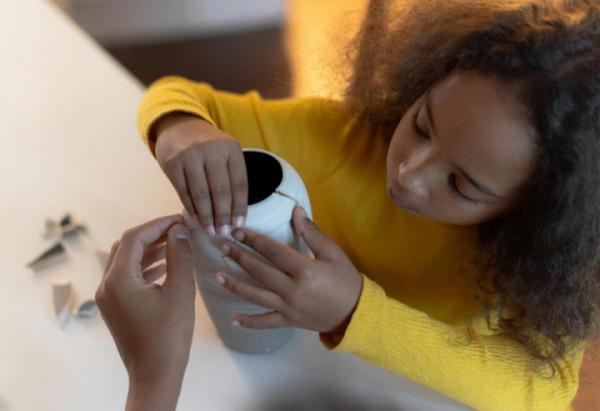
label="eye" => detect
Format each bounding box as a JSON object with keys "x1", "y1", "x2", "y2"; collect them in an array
[
  {"x1": 411, "y1": 109, "x2": 430, "y2": 140},
  {"x1": 449, "y1": 174, "x2": 478, "y2": 204}
]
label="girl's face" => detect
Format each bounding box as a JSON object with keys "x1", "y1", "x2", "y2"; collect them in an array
[{"x1": 386, "y1": 70, "x2": 536, "y2": 225}]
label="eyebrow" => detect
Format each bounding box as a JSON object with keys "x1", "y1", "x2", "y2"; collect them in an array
[{"x1": 425, "y1": 90, "x2": 502, "y2": 200}]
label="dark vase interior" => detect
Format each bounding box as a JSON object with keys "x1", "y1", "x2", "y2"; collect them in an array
[{"x1": 244, "y1": 151, "x2": 283, "y2": 205}]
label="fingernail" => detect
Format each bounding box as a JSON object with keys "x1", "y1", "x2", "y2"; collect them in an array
[
  {"x1": 298, "y1": 207, "x2": 307, "y2": 219},
  {"x1": 207, "y1": 225, "x2": 216, "y2": 237},
  {"x1": 233, "y1": 215, "x2": 245, "y2": 228},
  {"x1": 220, "y1": 243, "x2": 230, "y2": 255},
  {"x1": 215, "y1": 273, "x2": 226, "y2": 285},
  {"x1": 173, "y1": 225, "x2": 188, "y2": 240},
  {"x1": 233, "y1": 230, "x2": 244, "y2": 241},
  {"x1": 219, "y1": 224, "x2": 231, "y2": 236},
  {"x1": 231, "y1": 320, "x2": 240, "y2": 327}
]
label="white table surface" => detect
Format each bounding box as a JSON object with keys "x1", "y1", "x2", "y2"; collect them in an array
[{"x1": 0, "y1": 1, "x2": 470, "y2": 410}]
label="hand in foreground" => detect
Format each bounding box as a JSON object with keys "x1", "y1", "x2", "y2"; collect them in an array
[
  {"x1": 154, "y1": 113, "x2": 248, "y2": 237},
  {"x1": 95, "y1": 215, "x2": 196, "y2": 411},
  {"x1": 216, "y1": 206, "x2": 363, "y2": 335}
]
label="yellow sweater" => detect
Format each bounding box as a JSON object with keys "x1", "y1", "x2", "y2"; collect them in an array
[{"x1": 137, "y1": 76, "x2": 585, "y2": 411}]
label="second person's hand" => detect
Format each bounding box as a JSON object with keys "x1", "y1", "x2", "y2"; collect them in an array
[
  {"x1": 95, "y1": 215, "x2": 195, "y2": 411},
  {"x1": 154, "y1": 112, "x2": 249, "y2": 236}
]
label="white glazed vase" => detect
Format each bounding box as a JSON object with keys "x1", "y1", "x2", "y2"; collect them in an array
[{"x1": 183, "y1": 148, "x2": 313, "y2": 354}]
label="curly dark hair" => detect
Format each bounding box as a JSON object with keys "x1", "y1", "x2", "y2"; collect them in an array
[{"x1": 343, "y1": 0, "x2": 600, "y2": 374}]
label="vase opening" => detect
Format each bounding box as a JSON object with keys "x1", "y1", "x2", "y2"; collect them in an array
[{"x1": 244, "y1": 151, "x2": 283, "y2": 205}]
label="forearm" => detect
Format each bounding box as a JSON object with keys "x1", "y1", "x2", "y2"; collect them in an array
[
  {"x1": 150, "y1": 112, "x2": 200, "y2": 148},
  {"x1": 136, "y1": 75, "x2": 352, "y2": 186},
  {"x1": 126, "y1": 371, "x2": 185, "y2": 411},
  {"x1": 149, "y1": 112, "x2": 211, "y2": 157}
]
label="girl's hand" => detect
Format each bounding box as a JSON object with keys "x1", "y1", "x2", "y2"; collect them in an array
[
  {"x1": 95, "y1": 215, "x2": 195, "y2": 411},
  {"x1": 153, "y1": 112, "x2": 248, "y2": 237},
  {"x1": 216, "y1": 206, "x2": 363, "y2": 334}
]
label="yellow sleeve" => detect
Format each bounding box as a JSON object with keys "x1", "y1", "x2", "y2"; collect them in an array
[
  {"x1": 136, "y1": 75, "x2": 355, "y2": 186},
  {"x1": 321, "y1": 275, "x2": 586, "y2": 411}
]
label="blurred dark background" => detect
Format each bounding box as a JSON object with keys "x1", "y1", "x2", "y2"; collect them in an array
[
  {"x1": 107, "y1": 26, "x2": 291, "y2": 98},
  {"x1": 54, "y1": 0, "x2": 291, "y2": 98}
]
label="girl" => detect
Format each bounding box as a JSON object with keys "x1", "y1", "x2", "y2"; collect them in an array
[{"x1": 135, "y1": 0, "x2": 600, "y2": 409}]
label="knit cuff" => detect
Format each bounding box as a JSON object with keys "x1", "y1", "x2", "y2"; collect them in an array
[
  {"x1": 319, "y1": 274, "x2": 386, "y2": 351},
  {"x1": 136, "y1": 82, "x2": 217, "y2": 154}
]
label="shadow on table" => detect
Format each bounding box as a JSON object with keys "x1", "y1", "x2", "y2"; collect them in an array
[
  {"x1": 225, "y1": 329, "x2": 414, "y2": 411},
  {"x1": 0, "y1": 396, "x2": 8, "y2": 411},
  {"x1": 250, "y1": 382, "x2": 403, "y2": 411}
]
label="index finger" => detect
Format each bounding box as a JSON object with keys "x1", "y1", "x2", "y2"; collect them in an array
[
  {"x1": 227, "y1": 147, "x2": 248, "y2": 228},
  {"x1": 112, "y1": 214, "x2": 183, "y2": 276},
  {"x1": 232, "y1": 228, "x2": 306, "y2": 276}
]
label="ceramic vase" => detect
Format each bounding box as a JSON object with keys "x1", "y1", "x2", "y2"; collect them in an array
[{"x1": 184, "y1": 148, "x2": 313, "y2": 354}]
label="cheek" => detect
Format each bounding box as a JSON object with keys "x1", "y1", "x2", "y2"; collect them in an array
[
  {"x1": 430, "y1": 200, "x2": 506, "y2": 225},
  {"x1": 424, "y1": 202, "x2": 480, "y2": 225}
]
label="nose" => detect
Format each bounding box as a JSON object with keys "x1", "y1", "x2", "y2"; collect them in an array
[{"x1": 397, "y1": 151, "x2": 434, "y2": 198}]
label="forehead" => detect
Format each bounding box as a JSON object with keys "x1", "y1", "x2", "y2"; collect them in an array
[{"x1": 431, "y1": 71, "x2": 536, "y2": 195}]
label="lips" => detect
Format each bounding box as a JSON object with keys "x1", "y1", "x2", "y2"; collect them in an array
[{"x1": 388, "y1": 185, "x2": 419, "y2": 213}]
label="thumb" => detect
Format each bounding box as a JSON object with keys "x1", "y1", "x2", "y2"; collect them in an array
[
  {"x1": 163, "y1": 224, "x2": 196, "y2": 299},
  {"x1": 292, "y1": 206, "x2": 341, "y2": 261}
]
